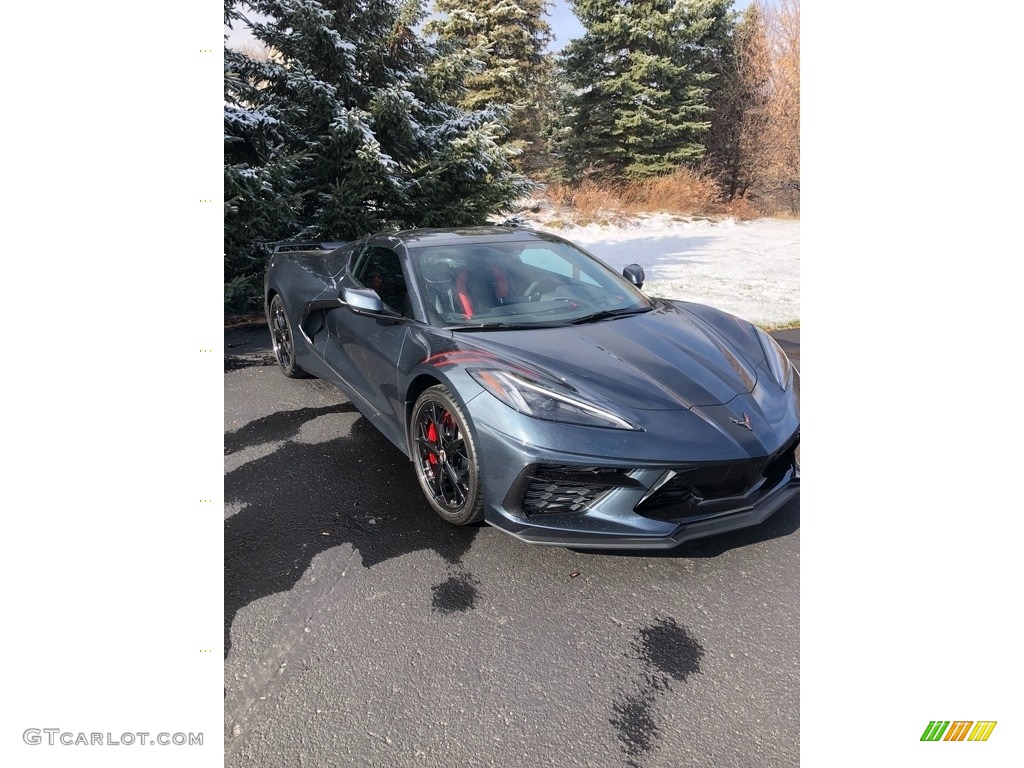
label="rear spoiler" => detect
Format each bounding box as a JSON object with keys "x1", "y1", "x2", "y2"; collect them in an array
[{"x1": 272, "y1": 241, "x2": 347, "y2": 254}]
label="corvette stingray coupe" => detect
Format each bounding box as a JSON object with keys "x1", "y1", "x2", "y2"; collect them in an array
[{"x1": 264, "y1": 226, "x2": 799, "y2": 548}]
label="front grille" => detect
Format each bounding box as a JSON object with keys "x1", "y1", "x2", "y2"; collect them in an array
[
  {"x1": 636, "y1": 434, "x2": 799, "y2": 520},
  {"x1": 522, "y1": 465, "x2": 639, "y2": 516}
]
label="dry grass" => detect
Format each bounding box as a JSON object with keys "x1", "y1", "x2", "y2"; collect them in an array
[
  {"x1": 621, "y1": 171, "x2": 758, "y2": 218},
  {"x1": 759, "y1": 319, "x2": 800, "y2": 332},
  {"x1": 540, "y1": 168, "x2": 760, "y2": 225}
]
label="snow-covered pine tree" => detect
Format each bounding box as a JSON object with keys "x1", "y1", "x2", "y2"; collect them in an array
[
  {"x1": 560, "y1": 0, "x2": 735, "y2": 180},
  {"x1": 224, "y1": 0, "x2": 532, "y2": 306},
  {"x1": 224, "y1": 4, "x2": 303, "y2": 308},
  {"x1": 428, "y1": 0, "x2": 552, "y2": 111},
  {"x1": 524, "y1": 60, "x2": 576, "y2": 178},
  {"x1": 427, "y1": 0, "x2": 553, "y2": 172}
]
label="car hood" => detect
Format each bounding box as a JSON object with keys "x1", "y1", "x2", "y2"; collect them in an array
[{"x1": 454, "y1": 303, "x2": 760, "y2": 410}]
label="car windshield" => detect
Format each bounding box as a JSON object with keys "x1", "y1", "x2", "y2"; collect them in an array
[{"x1": 411, "y1": 239, "x2": 653, "y2": 329}]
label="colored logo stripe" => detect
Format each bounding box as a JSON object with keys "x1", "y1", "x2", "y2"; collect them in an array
[
  {"x1": 921, "y1": 721, "x2": 996, "y2": 742},
  {"x1": 968, "y1": 722, "x2": 997, "y2": 742},
  {"x1": 944, "y1": 721, "x2": 973, "y2": 741}
]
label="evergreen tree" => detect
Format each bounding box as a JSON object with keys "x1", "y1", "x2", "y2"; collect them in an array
[
  {"x1": 560, "y1": 0, "x2": 735, "y2": 180},
  {"x1": 523, "y1": 60, "x2": 576, "y2": 178},
  {"x1": 224, "y1": 0, "x2": 532, "y2": 307},
  {"x1": 428, "y1": 0, "x2": 552, "y2": 112},
  {"x1": 427, "y1": 0, "x2": 553, "y2": 171},
  {"x1": 224, "y1": 4, "x2": 303, "y2": 308}
]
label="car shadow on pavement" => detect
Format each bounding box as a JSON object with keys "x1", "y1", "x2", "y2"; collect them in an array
[
  {"x1": 225, "y1": 403, "x2": 360, "y2": 455},
  {"x1": 224, "y1": 413, "x2": 479, "y2": 657}
]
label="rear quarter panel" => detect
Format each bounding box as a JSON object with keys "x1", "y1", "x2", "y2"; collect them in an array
[{"x1": 266, "y1": 247, "x2": 356, "y2": 378}]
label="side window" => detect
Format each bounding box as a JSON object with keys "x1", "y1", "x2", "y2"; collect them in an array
[
  {"x1": 352, "y1": 245, "x2": 411, "y2": 317},
  {"x1": 519, "y1": 247, "x2": 599, "y2": 286}
]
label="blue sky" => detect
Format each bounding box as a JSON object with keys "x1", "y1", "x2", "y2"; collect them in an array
[{"x1": 547, "y1": 0, "x2": 584, "y2": 49}]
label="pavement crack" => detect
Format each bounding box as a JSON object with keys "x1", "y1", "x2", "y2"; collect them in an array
[{"x1": 225, "y1": 546, "x2": 361, "y2": 751}]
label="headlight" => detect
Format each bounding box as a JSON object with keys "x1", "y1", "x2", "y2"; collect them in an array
[
  {"x1": 469, "y1": 369, "x2": 641, "y2": 430},
  {"x1": 756, "y1": 327, "x2": 793, "y2": 390}
]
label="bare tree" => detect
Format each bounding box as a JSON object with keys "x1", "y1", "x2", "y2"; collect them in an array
[
  {"x1": 707, "y1": 3, "x2": 773, "y2": 201},
  {"x1": 706, "y1": 0, "x2": 799, "y2": 216},
  {"x1": 755, "y1": 0, "x2": 800, "y2": 215}
]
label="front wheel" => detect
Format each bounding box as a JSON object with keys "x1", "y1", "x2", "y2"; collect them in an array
[{"x1": 410, "y1": 386, "x2": 483, "y2": 525}]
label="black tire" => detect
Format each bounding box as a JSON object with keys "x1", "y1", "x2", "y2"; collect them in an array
[
  {"x1": 268, "y1": 294, "x2": 310, "y2": 378},
  {"x1": 410, "y1": 385, "x2": 484, "y2": 525}
]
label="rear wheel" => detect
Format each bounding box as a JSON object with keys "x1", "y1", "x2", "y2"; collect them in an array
[
  {"x1": 410, "y1": 386, "x2": 483, "y2": 525},
  {"x1": 268, "y1": 294, "x2": 309, "y2": 378}
]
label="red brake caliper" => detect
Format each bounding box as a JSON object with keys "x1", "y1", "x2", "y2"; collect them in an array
[
  {"x1": 426, "y1": 421, "x2": 439, "y2": 466},
  {"x1": 427, "y1": 412, "x2": 457, "y2": 470}
]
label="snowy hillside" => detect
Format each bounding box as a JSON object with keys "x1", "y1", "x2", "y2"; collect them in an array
[{"x1": 526, "y1": 215, "x2": 800, "y2": 328}]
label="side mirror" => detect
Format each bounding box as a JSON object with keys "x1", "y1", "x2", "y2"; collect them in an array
[
  {"x1": 622, "y1": 264, "x2": 645, "y2": 289},
  {"x1": 342, "y1": 286, "x2": 386, "y2": 316}
]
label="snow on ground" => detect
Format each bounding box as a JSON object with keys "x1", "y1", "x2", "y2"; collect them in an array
[{"x1": 527, "y1": 214, "x2": 800, "y2": 328}]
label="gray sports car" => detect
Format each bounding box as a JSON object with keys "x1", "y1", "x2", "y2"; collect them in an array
[{"x1": 264, "y1": 226, "x2": 799, "y2": 548}]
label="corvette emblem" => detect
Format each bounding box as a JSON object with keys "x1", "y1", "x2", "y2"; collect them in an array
[{"x1": 730, "y1": 413, "x2": 753, "y2": 432}]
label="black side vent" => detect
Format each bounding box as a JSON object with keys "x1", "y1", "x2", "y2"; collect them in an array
[{"x1": 522, "y1": 466, "x2": 639, "y2": 516}]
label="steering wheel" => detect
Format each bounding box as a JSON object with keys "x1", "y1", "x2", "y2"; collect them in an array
[{"x1": 525, "y1": 277, "x2": 560, "y2": 301}]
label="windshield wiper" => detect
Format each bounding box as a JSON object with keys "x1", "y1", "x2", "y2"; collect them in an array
[
  {"x1": 568, "y1": 307, "x2": 653, "y2": 325},
  {"x1": 451, "y1": 322, "x2": 561, "y2": 331}
]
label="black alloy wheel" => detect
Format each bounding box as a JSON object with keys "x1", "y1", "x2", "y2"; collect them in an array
[
  {"x1": 411, "y1": 385, "x2": 483, "y2": 525},
  {"x1": 268, "y1": 294, "x2": 309, "y2": 378}
]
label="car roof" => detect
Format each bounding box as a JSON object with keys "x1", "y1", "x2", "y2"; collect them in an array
[{"x1": 382, "y1": 226, "x2": 563, "y2": 249}]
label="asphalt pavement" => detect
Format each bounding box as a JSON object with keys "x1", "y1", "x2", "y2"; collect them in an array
[{"x1": 224, "y1": 323, "x2": 800, "y2": 768}]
